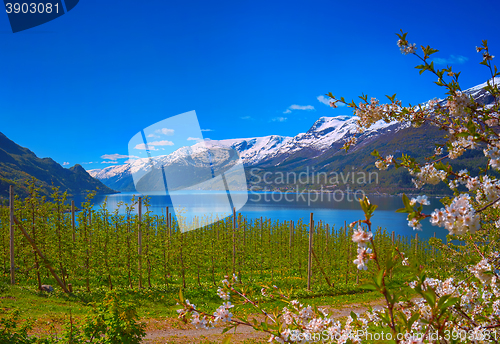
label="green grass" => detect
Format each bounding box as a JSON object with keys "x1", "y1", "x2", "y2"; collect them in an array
[{"x1": 0, "y1": 277, "x2": 414, "y2": 324}]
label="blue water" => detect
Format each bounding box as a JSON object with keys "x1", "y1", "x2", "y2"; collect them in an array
[{"x1": 73, "y1": 191, "x2": 449, "y2": 241}]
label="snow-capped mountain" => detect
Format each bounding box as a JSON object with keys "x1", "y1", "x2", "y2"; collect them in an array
[
  {"x1": 463, "y1": 76, "x2": 500, "y2": 106},
  {"x1": 209, "y1": 116, "x2": 402, "y2": 166},
  {"x1": 88, "y1": 78, "x2": 499, "y2": 192},
  {"x1": 88, "y1": 115, "x2": 398, "y2": 191}
]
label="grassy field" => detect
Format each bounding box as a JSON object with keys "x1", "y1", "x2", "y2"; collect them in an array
[
  {"x1": 0, "y1": 279, "x2": 414, "y2": 343},
  {"x1": 0, "y1": 188, "x2": 438, "y2": 342}
]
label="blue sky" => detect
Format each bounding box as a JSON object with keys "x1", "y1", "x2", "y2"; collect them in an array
[{"x1": 1, "y1": 0, "x2": 499, "y2": 168}]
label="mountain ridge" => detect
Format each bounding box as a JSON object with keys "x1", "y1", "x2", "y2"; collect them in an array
[
  {"x1": 88, "y1": 78, "x2": 499, "y2": 194},
  {"x1": 0, "y1": 132, "x2": 117, "y2": 200}
]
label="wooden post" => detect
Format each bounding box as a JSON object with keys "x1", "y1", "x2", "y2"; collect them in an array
[
  {"x1": 289, "y1": 220, "x2": 293, "y2": 263},
  {"x1": 433, "y1": 232, "x2": 436, "y2": 256},
  {"x1": 390, "y1": 231, "x2": 395, "y2": 278},
  {"x1": 260, "y1": 216, "x2": 263, "y2": 277},
  {"x1": 307, "y1": 213, "x2": 314, "y2": 291},
  {"x1": 243, "y1": 218, "x2": 246, "y2": 247},
  {"x1": 238, "y1": 213, "x2": 242, "y2": 282},
  {"x1": 9, "y1": 185, "x2": 15, "y2": 285},
  {"x1": 345, "y1": 221, "x2": 349, "y2": 285},
  {"x1": 138, "y1": 197, "x2": 142, "y2": 289},
  {"x1": 166, "y1": 207, "x2": 170, "y2": 237},
  {"x1": 325, "y1": 224, "x2": 329, "y2": 253},
  {"x1": 415, "y1": 233, "x2": 418, "y2": 257},
  {"x1": 311, "y1": 248, "x2": 332, "y2": 287},
  {"x1": 232, "y1": 207, "x2": 236, "y2": 275},
  {"x1": 269, "y1": 219, "x2": 272, "y2": 280},
  {"x1": 71, "y1": 201, "x2": 76, "y2": 242},
  {"x1": 12, "y1": 216, "x2": 69, "y2": 293}
]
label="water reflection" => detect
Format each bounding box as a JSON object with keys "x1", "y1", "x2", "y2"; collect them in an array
[{"x1": 71, "y1": 192, "x2": 449, "y2": 241}]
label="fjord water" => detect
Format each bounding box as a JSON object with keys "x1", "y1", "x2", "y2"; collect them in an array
[{"x1": 76, "y1": 191, "x2": 449, "y2": 241}]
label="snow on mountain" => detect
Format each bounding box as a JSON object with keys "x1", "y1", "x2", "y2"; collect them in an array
[
  {"x1": 209, "y1": 135, "x2": 293, "y2": 165},
  {"x1": 464, "y1": 77, "x2": 500, "y2": 106},
  {"x1": 279, "y1": 115, "x2": 399, "y2": 153},
  {"x1": 203, "y1": 115, "x2": 400, "y2": 166},
  {"x1": 87, "y1": 115, "x2": 396, "y2": 186},
  {"x1": 88, "y1": 78, "x2": 499, "y2": 190}
]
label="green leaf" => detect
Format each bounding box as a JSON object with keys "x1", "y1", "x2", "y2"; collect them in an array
[
  {"x1": 350, "y1": 311, "x2": 358, "y2": 321},
  {"x1": 375, "y1": 270, "x2": 384, "y2": 288},
  {"x1": 360, "y1": 283, "x2": 378, "y2": 291},
  {"x1": 385, "y1": 93, "x2": 397, "y2": 103},
  {"x1": 421, "y1": 289, "x2": 436, "y2": 307},
  {"x1": 179, "y1": 288, "x2": 184, "y2": 303},
  {"x1": 402, "y1": 194, "x2": 410, "y2": 208},
  {"x1": 441, "y1": 297, "x2": 459, "y2": 309},
  {"x1": 386, "y1": 257, "x2": 397, "y2": 271},
  {"x1": 408, "y1": 312, "x2": 420, "y2": 330},
  {"x1": 359, "y1": 198, "x2": 368, "y2": 213}
]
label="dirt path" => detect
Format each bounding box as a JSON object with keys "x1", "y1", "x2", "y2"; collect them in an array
[{"x1": 143, "y1": 298, "x2": 386, "y2": 343}]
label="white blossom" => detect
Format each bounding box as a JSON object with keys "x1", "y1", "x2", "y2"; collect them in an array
[
  {"x1": 352, "y1": 226, "x2": 373, "y2": 246},
  {"x1": 217, "y1": 287, "x2": 230, "y2": 301},
  {"x1": 430, "y1": 194, "x2": 480, "y2": 235}
]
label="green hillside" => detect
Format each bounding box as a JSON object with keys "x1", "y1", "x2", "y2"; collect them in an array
[{"x1": 0, "y1": 132, "x2": 117, "y2": 201}]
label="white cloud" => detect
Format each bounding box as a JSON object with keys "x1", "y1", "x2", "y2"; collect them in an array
[
  {"x1": 134, "y1": 143, "x2": 157, "y2": 150},
  {"x1": 271, "y1": 117, "x2": 287, "y2": 122},
  {"x1": 240, "y1": 116, "x2": 252, "y2": 119},
  {"x1": 101, "y1": 153, "x2": 138, "y2": 160},
  {"x1": 149, "y1": 140, "x2": 174, "y2": 146},
  {"x1": 63, "y1": 162, "x2": 70, "y2": 166},
  {"x1": 124, "y1": 159, "x2": 137, "y2": 164},
  {"x1": 289, "y1": 104, "x2": 314, "y2": 110},
  {"x1": 283, "y1": 104, "x2": 315, "y2": 113},
  {"x1": 433, "y1": 55, "x2": 469, "y2": 65},
  {"x1": 187, "y1": 137, "x2": 202, "y2": 142},
  {"x1": 201, "y1": 129, "x2": 213, "y2": 132},
  {"x1": 155, "y1": 128, "x2": 174, "y2": 135},
  {"x1": 317, "y1": 95, "x2": 330, "y2": 106},
  {"x1": 317, "y1": 95, "x2": 345, "y2": 107},
  {"x1": 101, "y1": 161, "x2": 119, "y2": 164},
  {"x1": 147, "y1": 133, "x2": 159, "y2": 138}
]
